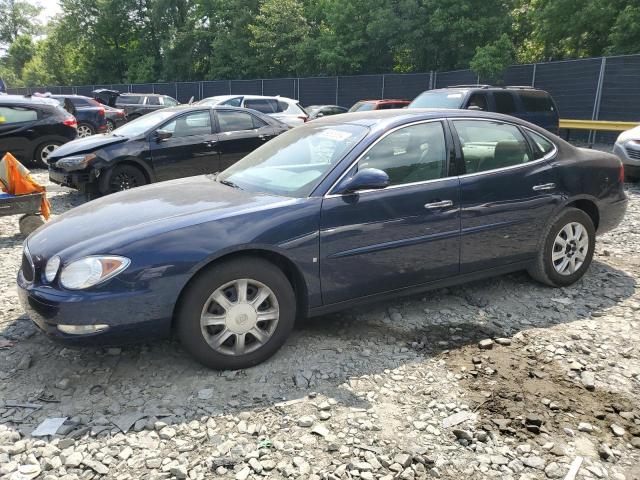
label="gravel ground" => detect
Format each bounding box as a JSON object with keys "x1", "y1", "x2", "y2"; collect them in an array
[{"x1": 1, "y1": 170, "x2": 640, "y2": 480}]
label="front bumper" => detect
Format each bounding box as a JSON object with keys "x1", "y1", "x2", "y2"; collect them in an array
[
  {"x1": 614, "y1": 141, "x2": 640, "y2": 167},
  {"x1": 48, "y1": 166, "x2": 97, "y2": 193},
  {"x1": 17, "y1": 269, "x2": 172, "y2": 346}
]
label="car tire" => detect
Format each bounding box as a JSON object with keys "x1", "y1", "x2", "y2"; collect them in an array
[
  {"x1": 176, "y1": 257, "x2": 296, "y2": 370},
  {"x1": 106, "y1": 119, "x2": 115, "y2": 133},
  {"x1": 527, "y1": 207, "x2": 596, "y2": 287},
  {"x1": 34, "y1": 141, "x2": 62, "y2": 168},
  {"x1": 77, "y1": 123, "x2": 95, "y2": 138},
  {"x1": 103, "y1": 164, "x2": 147, "y2": 194}
]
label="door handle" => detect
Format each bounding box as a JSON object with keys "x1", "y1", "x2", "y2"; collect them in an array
[
  {"x1": 424, "y1": 200, "x2": 453, "y2": 209},
  {"x1": 532, "y1": 183, "x2": 556, "y2": 191},
  {"x1": 258, "y1": 134, "x2": 269, "y2": 141},
  {"x1": 204, "y1": 141, "x2": 218, "y2": 148}
]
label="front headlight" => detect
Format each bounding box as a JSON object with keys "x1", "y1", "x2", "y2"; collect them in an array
[
  {"x1": 56, "y1": 153, "x2": 97, "y2": 171},
  {"x1": 60, "y1": 256, "x2": 130, "y2": 290},
  {"x1": 45, "y1": 255, "x2": 61, "y2": 282}
]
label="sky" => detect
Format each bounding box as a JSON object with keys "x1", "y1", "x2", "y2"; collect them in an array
[{"x1": 32, "y1": 0, "x2": 62, "y2": 23}]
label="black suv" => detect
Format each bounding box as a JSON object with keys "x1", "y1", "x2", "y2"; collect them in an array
[
  {"x1": 114, "y1": 93, "x2": 179, "y2": 120},
  {"x1": 409, "y1": 86, "x2": 559, "y2": 134},
  {"x1": 0, "y1": 95, "x2": 78, "y2": 166}
]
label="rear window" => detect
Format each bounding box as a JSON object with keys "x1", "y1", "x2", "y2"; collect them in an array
[
  {"x1": 116, "y1": 95, "x2": 142, "y2": 105},
  {"x1": 518, "y1": 91, "x2": 556, "y2": 112},
  {"x1": 493, "y1": 92, "x2": 517, "y2": 114},
  {"x1": 244, "y1": 99, "x2": 278, "y2": 114},
  {"x1": 146, "y1": 96, "x2": 160, "y2": 105}
]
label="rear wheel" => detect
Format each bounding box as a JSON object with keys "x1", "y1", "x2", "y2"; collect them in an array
[
  {"x1": 176, "y1": 257, "x2": 296, "y2": 370},
  {"x1": 34, "y1": 141, "x2": 62, "y2": 168},
  {"x1": 106, "y1": 119, "x2": 116, "y2": 133},
  {"x1": 77, "y1": 123, "x2": 95, "y2": 138},
  {"x1": 528, "y1": 208, "x2": 595, "y2": 287},
  {"x1": 104, "y1": 164, "x2": 147, "y2": 194}
]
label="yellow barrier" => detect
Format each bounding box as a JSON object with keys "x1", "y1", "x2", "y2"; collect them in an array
[{"x1": 560, "y1": 119, "x2": 640, "y2": 132}]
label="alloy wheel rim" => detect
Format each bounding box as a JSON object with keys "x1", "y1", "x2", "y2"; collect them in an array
[
  {"x1": 106, "y1": 121, "x2": 114, "y2": 133},
  {"x1": 40, "y1": 144, "x2": 58, "y2": 165},
  {"x1": 552, "y1": 221, "x2": 589, "y2": 276},
  {"x1": 111, "y1": 173, "x2": 137, "y2": 191},
  {"x1": 200, "y1": 278, "x2": 279, "y2": 356},
  {"x1": 78, "y1": 125, "x2": 93, "y2": 137}
]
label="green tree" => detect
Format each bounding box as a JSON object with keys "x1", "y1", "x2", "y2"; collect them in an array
[
  {"x1": 607, "y1": 5, "x2": 640, "y2": 55},
  {"x1": 470, "y1": 33, "x2": 516, "y2": 84},
  {"x1": 0, "y1": 0, "x2": 41, "y2": 47}
]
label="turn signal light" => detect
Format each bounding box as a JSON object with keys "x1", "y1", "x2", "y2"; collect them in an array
[{"x1": 619, "y1": 162, "x2": 625, "y2": 183}]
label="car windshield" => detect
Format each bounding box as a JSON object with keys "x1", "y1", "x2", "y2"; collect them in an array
[
  {"x1": 348, "y1": 102, "x2": 375, "y2": 112},
  {"x1": 112, "y1": 109, "x2": 177, "y2": 136},
  {"x1": 217, "y1": 124, "x2": 368, "y2": 197},
  {"x1": 409, "y1": 91, "x2": 466, "y2": 108},
  {"x1": 195, "y1": 97, "x2": 224, "y2": 106}
]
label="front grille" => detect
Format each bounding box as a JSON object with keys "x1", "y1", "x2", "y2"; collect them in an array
[
  {"x1": 626, "y1": 147, "x2": 640, "y2": 160},
  {"x1": 22, "y1": 249, "x2": 34, "y2": 282}
]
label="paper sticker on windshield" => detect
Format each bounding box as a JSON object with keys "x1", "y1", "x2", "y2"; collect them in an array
[
  {"x1": 447, "y1": 94, "x2": 462, "y2": 98},
  {"x1": 318, "y1": 129, "x2": 352, "y2": 141}
]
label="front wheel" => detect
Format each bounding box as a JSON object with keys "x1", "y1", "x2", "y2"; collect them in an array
[
  {"x1": 528, "y1": 208, "x2": 596, "y2": 287},
  {"x1": 176, "y1": 257, "x2": 296, "y2": 370},
  {"x1": 106, "y1": 119, "x2": 115, "y2": 133},
  {"x1": 34, "y1": 141, "x2": 61, "y2": 168},
  {"x1": 103, "y1": 164, "x2": 147, "y2": 194}
]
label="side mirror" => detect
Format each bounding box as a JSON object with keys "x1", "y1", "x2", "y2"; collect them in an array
[
  {"x1": 316, "y1": 112, "x2": 324, "y2": 118},
  {"x1": 155, "y1": 130, "x2": 172, "y2": 141},
  {"x1": 337, "y1": 168, "x2": 390, "y2": 194}
]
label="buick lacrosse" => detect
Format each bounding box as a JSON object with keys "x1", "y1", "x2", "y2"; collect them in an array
[{"x1": 18, "y1": 110, "x2": 627, "y2": 369}]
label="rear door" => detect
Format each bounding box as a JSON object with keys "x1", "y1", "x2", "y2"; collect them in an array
[
  {"x1": 215, "y1": 109, "x2": 275, "y2": 171},
  {"x1": 320, "y1": 120, "x2": 461, "y2": 304},
  {"x1": 0, "y1": 104, "x2": 40, "y2": 162},
  {"x1": 149, "y1": 109, "x2": 220, "y2": 180},
  {"x1": 451, "y1": 118, "x2": 561, "y2": 273}
]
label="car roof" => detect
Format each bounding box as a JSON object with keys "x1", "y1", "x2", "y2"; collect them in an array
[
  {"x1": 202, "y1": 94, "x2": 297, "y2": 102},
  {"x1": 429, "y1": 86, "x2": 550, "y2": 94},
  {"x1": 120, "y1": 92, "x2": 165, "y2": 97},
  {"x1": 356, "y1": 99, "x2": 410, "y2": 104},
  {"x1": 310, "y1": 108, "x2": 543, "y2": 130},
  {"x1": 0, "y1": 94, "x2": 60, "y2": 107}
]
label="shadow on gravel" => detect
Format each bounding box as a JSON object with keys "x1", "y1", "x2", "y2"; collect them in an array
[{"x1": 0, "y1": 256, "x2": 635, "y2": 438}]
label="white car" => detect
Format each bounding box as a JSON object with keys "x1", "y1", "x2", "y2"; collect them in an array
[
  {"x1": 196, "y1": 95, "x2": 308, "y2": 126},
  {"x1": 614, "y1": 125, "x2": 640, "y2": 182}
]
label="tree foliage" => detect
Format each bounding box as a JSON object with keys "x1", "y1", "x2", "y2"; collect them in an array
[{"x1": 0, "y1": 0, "x2": 638, "y2": 87}]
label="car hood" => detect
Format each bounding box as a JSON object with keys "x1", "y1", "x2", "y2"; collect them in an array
[
  {"x1": 49, "y1": 134, "x2": 128, "y2": 160},
  {"x1": 27, "y1": 175, "x2": 301, "y2": 258}
]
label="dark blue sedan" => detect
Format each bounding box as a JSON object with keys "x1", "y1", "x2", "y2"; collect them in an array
[{"x1": 17, "y1": 109, "x2": 627, "y2": 369}]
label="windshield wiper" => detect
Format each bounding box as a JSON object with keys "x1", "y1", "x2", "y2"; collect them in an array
[{"x1": 219, "y1": 179, "x2": 242, "y2": 190}]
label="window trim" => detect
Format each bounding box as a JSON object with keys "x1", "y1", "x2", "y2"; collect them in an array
[
  {"x1": 325, "y1": 118, "x2": 452, "y2": 198},
  {"x1": 449, "y1": 117, "x2": 558, "y2": 179},
  {"x1": 214, "y1": 109, "x2": 263, "y2": 134}
]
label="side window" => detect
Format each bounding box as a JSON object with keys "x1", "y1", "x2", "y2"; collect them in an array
[
  {"x1": 158, "y1": 111, "x2": 211, "y2": 138},
  {"x1": 358, "y1": 122, "x2": 448, "y2": 186},
  {"x1": 244, "y1": 99, "x2": 276, "y2": 114},
  {"x1": 162, "y1": 97, "x2": 178, "y2": 106},
  {"x1": 146, "y1": 96, "x2": 160, "y2": 106},
  {"x1": 217, "y1": 110, "x2": 257, "y2": 132},
  {"x1": 467, "y1": 93, "x2": 489, "y2": 111},
  {"x1": 251, "y1": 115, "x2": 267, "y2": 128},
  {"x1": 518, "y1": 91, "x2": 555, "y2": 112},
  {"x1": 277, "y1": 101, "x2": 289, "y2": 113},
  {"x1": 527, "y1": 130, "x2": 556, "y2": 159},
  {"x1": 221, "y1": 97, "x2": 242, "y2": 107},
  {"x1": 453, "y1": 120, "x2": 532, "y2": 174},
  {"x1": 116, "y1": 95, "x2": 141, "y2": 105},
  {"x1": 70, "y1": 97, "x2": 89, "y2": 107},
  {"x1": 0, "y1": 106, "x2": 38, "y2": 124},
  {"x1": 493, "y1": 92, "x2": 517, "y2": 114}
]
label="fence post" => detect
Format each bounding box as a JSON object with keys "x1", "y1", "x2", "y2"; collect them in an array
[
  {"x1": 228, "y1": 80, "x2": 232, "y2": 95},
  {"x1": 381, "y1": 74, "x2": 385, "y2": 99},
  {"x1": 261, "y1": 79, "x2": 264, "y2": 96},
  {"x1": 335, "y1": 77, "x2": 339, "y2": 105},
  {"x1": 589, "y1": 57, "x2": 607, "y2": 145},
  {"x1": 531, "y1": 64, "x2": 537, "y2": 87}
]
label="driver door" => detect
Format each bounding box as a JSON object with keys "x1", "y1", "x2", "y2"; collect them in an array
[
  {"x1": 319, "y1": 120, "x2": 461, "y2": 305},
  {"x1": 149, "y1": 110, "x2": 220, "y2": 181}
]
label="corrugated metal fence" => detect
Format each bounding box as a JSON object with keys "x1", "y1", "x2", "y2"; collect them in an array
[{"x1": 7, "y1": 54, "x2": 640, "y2": 122}]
